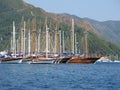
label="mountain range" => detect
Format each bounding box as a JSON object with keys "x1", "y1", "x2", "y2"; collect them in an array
[
  {"x1": 85, "y1": 18, "x2": 120, "y2": 44},
  {"x1": 0, "y1": 0, "x2": 120, "y2": 58}
]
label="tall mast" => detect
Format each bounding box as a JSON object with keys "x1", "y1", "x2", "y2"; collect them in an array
[
  {"x1": 28, "y1": 19, "x2": 31, "y2": 55},
  {"x1": 55, "y1": 19, "x2": 60, "y2": 53},
  {"x1": 37, "y1": 20, "x2": 41, "y2": 53},
  {"x1": 49, "y1": 21, "x2": 53, "y2": 53},
  {"x1": 62, "y1": 31, "x2": 65, "y2": 53},
  {"x1": 54, "y1": 29, "x2": 56, "y2": 53},
  {"x1": 83, "y1": 20, "x2": 89, "y2": 58},
  {"x1": 45, "y1": 18, "x2": 48, "y2": 58},
  {"x1": 13, "y1": 21, "x2": 16, "y2": 57},
  {"x1": 11, "y1": 35, "x2": 13, "y2": 52},
  {"x1": 40, "y1": 21, "x2": 43, "y2": 52},
  {"x1": 59, "y1": 30, "x2": 62, "y2": 54},
  {"x1": 17, "y1": 35, "x2": 21, "y2": 53},
  {"x1": 16, "y1": 39, "x2": 18, "y2": 53},
  {"x1": 72, "y1": 19, "x2": 75, "y2": 54},
  {"x1": 70, "y1": 18, "x2": 74, "y2": 54},
  {"x1": 75, "y1": 33, "x2": 77, "y2": 54},
  {"x1": 21, "y1": 16, "x2": 24, "y2": 53},
  {"x1": 16, "y1": 39, "x2": 20, "y2": 54},
  {"x1": 23, "y1": 21, "x2": 26, "y2": 58},
  {"x1": 85, "y1": 29, "x2": 88, "y2": 58},
  {"x1": 32, "y1": 18, "x2": 36, "y2": 54}
]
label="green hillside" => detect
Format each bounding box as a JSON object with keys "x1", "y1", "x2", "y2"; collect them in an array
[
  {"x1": 0, "y1": 0, "x2": 120, "y2": 59},
  {"x1": 85, "y1": 18, "x2": 120, "y2": 45},
  {"x1": 0, "y1": 0, "x2": 48, "y2": 50}
]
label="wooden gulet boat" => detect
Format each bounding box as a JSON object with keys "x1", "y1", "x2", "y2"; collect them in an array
[
  {"x1": 1, "y1": 22, "x2": 22, "y2": 64},
  {"x1": 30, "y1": 18, "x2": 55, "y2": 64},
  {"x1": 1, "y1": 57, "x2": 22, "y2": 64},
  {"x1": 67, "y1": 19, "x2": 100, "y2": 64},
  {"x1": 67, "y1": 56, "x2": 99, "y2": 64}
]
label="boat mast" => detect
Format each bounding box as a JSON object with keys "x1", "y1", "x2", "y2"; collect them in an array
[
  {"x1": 16, "y1": 39, "x2": 20, "y2": 54},
  {"x1": 27, "y1": 19, "x2": 31, "y2": 55},
  {"x1": 32, "y1": 18, "x2": 36, "y2": 54},
  {"x1": 37, "y1": 20, "x2": 41, "y2": 54},
  {"x1": 75, "y1": 33, "x2": 77, "y2": 54},
  {"x1": 59, "y1": 30, "x2": 62, "y2": 55},
  {"x1": 72, "y1": 19, "x2": 75, "y2": 54},
  {"x1": 45, "y1": 18, "x2": 48, "y2": 58},
  {"x1": 40, "y1": 21, "x2": 43, "y2": 52},
  {"x1": 55, "y1": 19, "x2": 60, "y2": 53},
  {"x1": 23, "y1": 21, "x2": 26, "y2": 58},
  {"x1": 54, "y1": 28, "x2": 56, "y2": 53},
  {"x1": 49, "y1": 21, "x2": 53, "y2": 53},
  {"x1": 13, "y1": 21, "x2": 16, "y2": 57},
  {"x1": 17, "y1": 35, "x2": 21, "y2": 54},
  {"x1": 11, "y1": 35, "x2": 13, "y2": 52},
  {"x1": 48, "y1": 24, "x2": 50, "y2": 53},
  {"x1": 82, "y1": 20, "x2": 89, "y2": 58},
  {"x1": 62, "y1": 31, "x2": 65, "y2": 53},
  {"x1": 84, "y1": 28, "x2": 88, "y2": 58},
  {"x1": 21, "y1": 16, "x2": 24, "y2": 54},
  {"x1": 70, "y1": 18, "x2": 74, "y2": 54}
]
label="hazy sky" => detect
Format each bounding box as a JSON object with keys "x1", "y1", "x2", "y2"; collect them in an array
[{"x1": 24, "y1": 0, "x2": 120, "y2": 21}]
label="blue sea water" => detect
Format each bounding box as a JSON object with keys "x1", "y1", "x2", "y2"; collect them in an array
[{"x1": 0, "y1": 63, "x2": 120, "y2": 90}]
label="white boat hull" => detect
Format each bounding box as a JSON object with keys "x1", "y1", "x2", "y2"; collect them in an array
[
  {"x1": 30, "y1": 58, "x2": 55, "y2": 64},
  {"x1": 1, "y1": 59, "x2": 22, "y2": 64},
  {"x1": 30, "y1": 60, "x2": 55, "y2": 64}
]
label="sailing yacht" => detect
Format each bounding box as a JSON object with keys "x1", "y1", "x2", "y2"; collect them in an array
[
  {"x1": 67, "y1": 19, "x2": 100, "y2": 64},
  {"x1": 1, "y1": 21, "x2": 22, "y2": 64},
  {"x1": 30, "y1": 18, "x2": 55, "y2": 64}
]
